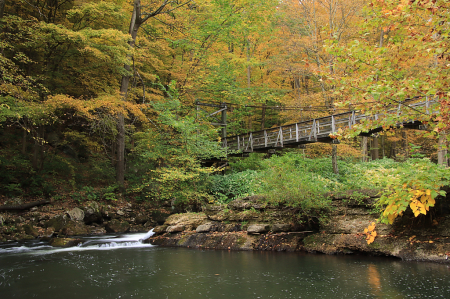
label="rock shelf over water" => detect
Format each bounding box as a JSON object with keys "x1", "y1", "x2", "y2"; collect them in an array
[
  {"x1": 1, "y1": 194, "x2": 450, "y2": 263},
  {"x1": 148, "y1": 195, "x2": 450, "y2": 263}
]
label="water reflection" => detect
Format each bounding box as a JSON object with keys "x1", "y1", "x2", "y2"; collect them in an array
[
  {"x1": 1, "y1": 236, "x2": 450, "y2": 298},
  {"x1": 367, "y1": 264, "x2": 382, "y2": 297}
]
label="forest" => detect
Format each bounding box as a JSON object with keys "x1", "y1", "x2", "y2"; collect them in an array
[{"x1": 1, "y1": 0, "x2": 450, "y2": 229}]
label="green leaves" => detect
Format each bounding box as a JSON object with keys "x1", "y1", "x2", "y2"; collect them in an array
[
  {"x1": 374, "y1": 159, "x2": 450, "y2": 224},
  {"x1": 130, "y1": 98, "x2": 225, "y2": 204}
]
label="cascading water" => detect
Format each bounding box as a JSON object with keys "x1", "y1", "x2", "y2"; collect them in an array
[
  {"x1": 0, "y1": 228, "x2": 155, "y2": 255},
  {"x1": 1, "y1": 228, "x2": 450, "y2": 299}
]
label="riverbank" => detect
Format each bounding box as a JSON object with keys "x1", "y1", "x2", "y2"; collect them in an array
[
  {"x1": 147, "y1": 194, "x2": 450, "y2": 263},
  {"x1": 2, "y1": 193, "x2": 450, "y2": 263},
  {"x1": 0, "y1": 196, "x2": 170, "y2": 245}
]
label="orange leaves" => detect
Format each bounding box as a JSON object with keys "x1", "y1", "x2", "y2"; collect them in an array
[{"x1": 364, "y1": 222, "x2": 377, "y2": 244}]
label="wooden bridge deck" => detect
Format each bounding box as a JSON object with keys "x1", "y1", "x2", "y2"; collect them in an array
[{"x1": 223, "y1": 99, "x2": 438, "y2": 154}]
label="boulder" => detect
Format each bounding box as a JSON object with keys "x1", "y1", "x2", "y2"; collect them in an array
[
  {"x1": 101, "y1": 208, "x2": 112, "y2": 220},
  {"x1": 196, "y1": 222, "x2": 218, "y2": 233},
  {"x1": 104, "y1": 219, "x2": 130, "y2": 233},
  {"x1": 45, "y1": 215, "x2": 67, "y2": 232},
  {"x1": 49, "y1": 237, "x2": 83, "y2": 247},
  {"x1": 135, "y1": 214, "x2": 148, "y2": 225},
  {"x1": 166, "y1": 225, "x2": 185, "y2": 233},
  {"x1": 83, "y1": 203, "x2": 103, "y2": 225},
  {"x1": 164, "y1": 212, "x2": 207, "y2": 231},
  {"x1": 43, "y1": 227, "x2": 55, "y2": 238},
  {"x1": 67, "y1": 208, "x2": 85, "y2": 222},
  {"x1": 60, "y1": 220, "x2": 90, "y2": 236},
  {"x1": 21, "y1": 224, "x2": 39, "y2": 237},
  {"x1": 247, "y1": 224, "x2": 270, "y2": 234}
]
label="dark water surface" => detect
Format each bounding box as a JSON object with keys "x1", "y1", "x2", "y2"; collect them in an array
[{"x1": 1, "y1": 232, "x2": 449, "y2": 299}]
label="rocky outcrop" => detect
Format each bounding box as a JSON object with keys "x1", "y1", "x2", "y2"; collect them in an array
[
  {"x1": 0, "y1": 199, "x2": 166, "y2": 243},
  {"x1": 147, "y1": 230, "x2": 308, "y2": 251},
  {"x1": 147, "y1": 194, "x2": 450, "y2": 263},
  {"x1": 300, "y1": 198, "x2": 450, "y2": 262},
  {"x1": 148, "y1": 197, "x2": 310, "y2": 251},
  {"x1": 2, "y1": 191, "x2": 450, "y2": 263}
]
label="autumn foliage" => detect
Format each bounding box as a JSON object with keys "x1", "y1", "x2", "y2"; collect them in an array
[{"x1": 0, "y1": 0, "x2": 449, "y2": 215}]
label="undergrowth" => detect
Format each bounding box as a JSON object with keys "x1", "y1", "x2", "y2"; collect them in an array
[{"x1": 208, "y1": 152, "x2": 449, "y2": 224}]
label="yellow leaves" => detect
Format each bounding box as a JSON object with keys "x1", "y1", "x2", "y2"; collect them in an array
[
  {"x1": 45, "y1": 91, "x2": 148, "y2": 123},
  {"x1": 387, "y1": 213, "x2": 397, "y2": 225},
  {"x1": 382, "y1": 186, "x2": 437, "y2": 223},
  {"x1": 408, "y1": 188, "x2": 435, "y2": 216},
  {"x1": 82, "y1": 46, "x2": 109, "y2": 61},
  {"x1": 364, "y1": 222, "x2": 377, "y2": 245},
  {"x1": 410, "y1": 199, "x2": 426, "y2": 217}
]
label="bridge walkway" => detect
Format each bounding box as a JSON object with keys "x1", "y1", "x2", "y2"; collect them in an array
[{"x1": 223, "y1": 99, "x2": 437, "y2": 154}]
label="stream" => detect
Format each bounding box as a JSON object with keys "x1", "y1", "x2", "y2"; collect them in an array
[{"x1": 1, "y1": 230, "x2": 449, "y2": 298}]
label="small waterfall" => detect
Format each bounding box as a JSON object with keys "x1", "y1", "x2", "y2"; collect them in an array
[
  {"x1": 79, "y1": 228, "x2": 155, "y2": 249},
  {"x1": 0, "y1": 229, "x2": 156, "y2": 255},
  {"x1": 140, "y1": 228, "x2": 156, "y2": 241}
]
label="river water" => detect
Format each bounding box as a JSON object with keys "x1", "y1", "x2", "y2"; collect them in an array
[{"x1": 1, "y1": 231, "x2": 449, "y2": 299}]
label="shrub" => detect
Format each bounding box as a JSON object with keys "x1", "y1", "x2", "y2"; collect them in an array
[{"x1": 209, "y1": 170, "x2": 259, "y2": 203}]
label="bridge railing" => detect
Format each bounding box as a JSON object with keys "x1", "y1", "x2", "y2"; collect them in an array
[{"x1": 224, "y1": 99, "x2": 439, "y2": 152}]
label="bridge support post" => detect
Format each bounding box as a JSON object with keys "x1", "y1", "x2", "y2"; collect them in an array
[
  {"x1": 221, "y1": 102, "x2": 227, "y2": 140},
  {"x1": 438, "y1": 132, "x2": 448, "y2": 167},
  {"x1": 332, "y1": 144, "x2": 339, "y2": 174},
  {"x1": 371, "y1": 135, "x2": 379, "y2": 160},
  {"x1": 361, "y1": 137, "x2": 369, "y2": 162}
]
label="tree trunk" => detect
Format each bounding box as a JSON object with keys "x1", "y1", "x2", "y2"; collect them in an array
[
  {"x1": 116, "y1": 1, "x2": 140, "y2": 186},
  {"x1": 332, "y1": 144, "x2": 338, "y2": 174},
  {"x1": 116, "y1": 0, "x2": 182, "y2": 186}
]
